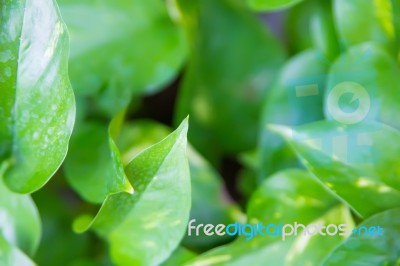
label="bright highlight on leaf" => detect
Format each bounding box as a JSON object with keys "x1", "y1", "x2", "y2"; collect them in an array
[
  {"x1": 271, "y1": 121, "x2": 400, "y2": 218},
  {"x1": 0, "y1": 0, "x2": 75, "y2": 193}
]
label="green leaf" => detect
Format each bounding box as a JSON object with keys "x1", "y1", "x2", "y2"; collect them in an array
[
  {"x1": 32, "y1": 177, "x2": 95, "y2": 265},
  {"x1": 58, "y1": 0, "x2": 187, "y2": 115},
  {"x1": 183, "y1": 146, "x2": 235, "y2": 250},
  {"x1": 333, "y1": 0, "x2": 395, "y2": 48},
  {"x1": 0, "y1": 0, "x2": 75, "y2": 193},
  {"x1": 0, "y1": 235, "x2": 35, "y2": 266},
  {"x1": 285, "y1": 2, "x2": 314, "y2": 53},
  {"x1": 325, "y1": 43, "x2": 400, "y2": 128},
  {"x1": 115, "y1": 120, "x2": 172, "y2": 166},
  {"x1": 259, "y1": 50, "x2": 328, "y2": 178},
  {"x1": 161, "y1": 246, "x2": 196, "y2": 266},
  {"x1": 285, "y1": 205, "x2": 354, "y2": 266},
  {"x1": 310, "y1": 1, "x2": 340, "y2": 61},
  {"x1": 116, "y1": 120, "x2": 235, "y2": 250},
  {"x1": 184, "y1": 238, "x2": 294, "y2": 266},
  {"x1": 247, "y1": 0, "x2": 303, "y2": 11},
  {"x1": 323, "y1": 208, "x2": 400, "y2": 265},
  {"x1": 0, "y1": 178, "x2": 41, "y2": 256},
  {"x1": 83, "y1": 119, "x2": 190, "y2": 266},
  {"x1": 64, "y1": 114, "x2": 132, "y2": 204},
  {"x1": 248, "y1": 169, "x2": 338, "y2": 225},
  {"x1": 175, "y1": 0, "x2": 285, "y2": 158},
  {"x1": 270, "y1": 121, "x2": 400, "y2": 218}
]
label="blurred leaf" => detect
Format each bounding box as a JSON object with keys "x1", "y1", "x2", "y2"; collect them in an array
[
  {"x1": 184, "y1": 237, "x2": 294, "y2": 266},
  {"x1": 83, "y1": 119, "x2": 190, "y2": 266},
  {"x1": 323, "y1": 208, "x2": 400, "y2": 265},
  {"x1": 248, "y1": 169, "x2": 337, "y2": 225},
  {"x1": 285, "y1": 205, "x2": 354, "y2": 266},
  {"x1": 310, "y1": 1, "x2": 340, "y2": 61},
  {"x1": 185, "y1": 170, "x2": 339, "y2": 265},
  {"x1": 175, "y1": 0, "x2": 285, "y2": 159},
  {"x1": 325, "y1": 43, "x2": 400, "y2": 128},
  {"x1": 58, "y1": 0, "x2": 187, "y2": 116},
  {"x1": 333, "y1": 0, "x2": 395, "y2": 49},
  {"x1": 247, "y1": 0, "x2": 303, "y2": 11},
  {"x1": 161, "y1": 246, "x2": 196, "y2": 266},
  {"x1": 0, "y1": 178, "x2": 41, "y2": 256},
  {"x1": 0, "y1": 0, "x2": 75, "y2": 193},
  {"x1": 183, "y1": 146, "x2": 235, "y2": 250},
  {"x1": 285, "y1": 1, "x2": 314, "y2": 53},
  {"x1": 64, "y1": 114, "x2": 132, "y2": 204},
  {"x1": 0, "y1": 235, "x2": 35, "y2": 266},
  {"x1": 271, "y1": 121, "x2": 400, "y2": 218},
  {"x1": 259, "y1": 50, "x2": 328, "y2": 178},
  {"x1": 32, "y1": 177, "x2": 95, "y2": 266}
]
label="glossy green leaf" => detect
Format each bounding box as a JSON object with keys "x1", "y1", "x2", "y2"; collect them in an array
[
  {"x1": 0, "y1": 0, "x2": 75, "y2": 193},
  {"x1": 83, "y1": 119, "x2": 190, "y2": 266},
  {"x1": 259, "y1": 50, "x2": 328, "y2": 178},
  {"x1": 333, "y1": 0, "x2": 395, "y2": 48},
  {"x1": 64, "y1": 114, "x2": 132, "y2": 203},
  {"x1": 58, "y1": 0, "x2": 187, "y2": 115},
  {"x1": 116, "y1": 120, "x2": 235, "y2": 250},
  {"x1": 271, "y1": 121, "x2": 400, "y2": 218},
  {"x1": 175, "y1": 0, "x2": 285, "y2": 158},
  {"x1": 247, "y1": 0, "x2": 303, "y2": 11},
  {"x1": 324, "y1": 208, "x2": 400, "y2": 265},
  {"x1": 325, "y1": 43, "x2": 400, "y2": 128},
  {"x1": 0, "y1": 178, "x2": 41, "y2": 256},
  {"x1": 0, "y1": 235, "x2": 35, "y2": 266}
]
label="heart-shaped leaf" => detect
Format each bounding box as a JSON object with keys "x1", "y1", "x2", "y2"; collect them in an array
[
  {"x1": 78, "y1": 119, "x2": 190, "y2": 266},
  {"x1": 115, "y1": 120, "x2": 236, "y2": 250},
  {"x1": 0, "y1": 0, "x2": 75, "y2": 193}
]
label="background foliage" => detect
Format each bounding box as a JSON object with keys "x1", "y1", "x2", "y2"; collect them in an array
[{"x1": 1, "y1": 0, "x2": 400, "y2": 265}]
